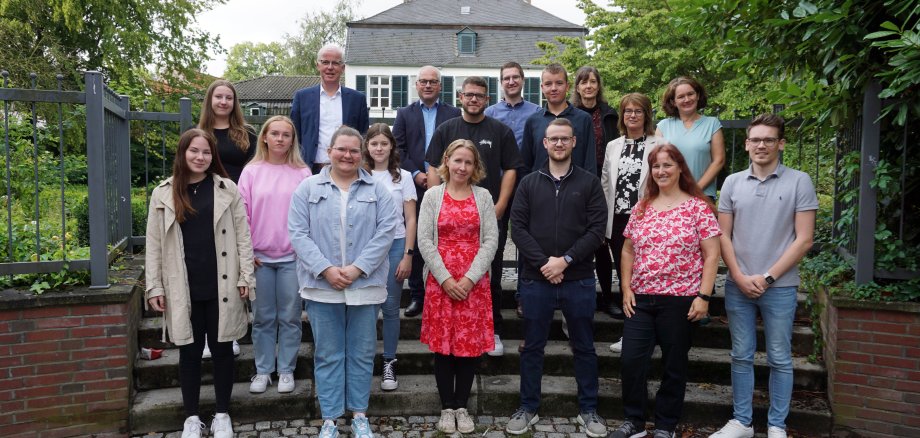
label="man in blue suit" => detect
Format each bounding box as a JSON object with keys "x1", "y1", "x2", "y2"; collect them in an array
[
  {"x1": 392, "y1": 65, "x2": 461, "y2": 317},
  {"x1": 291, "y1": 43, "x2": 369, "y2": 173}
]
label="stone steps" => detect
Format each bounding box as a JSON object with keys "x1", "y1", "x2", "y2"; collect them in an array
[
  {"x1": 134, "y1": 340, "x2": 826, "y2": 392},
  {"x1": 130, "y1": 375, "x2": 831, "y2": 435}
]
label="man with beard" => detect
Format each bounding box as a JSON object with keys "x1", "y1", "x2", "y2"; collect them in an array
[
  {"x1": 426, "y1": 76, "x2": 522, "y2": 357},
  {"x1": 506, "y1": 118, "x2": 607, "y2": 437}
]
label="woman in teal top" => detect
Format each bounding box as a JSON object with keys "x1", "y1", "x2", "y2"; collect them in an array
[{"x1": 655, "y1": 76, "x2": 725, "y2": 198}]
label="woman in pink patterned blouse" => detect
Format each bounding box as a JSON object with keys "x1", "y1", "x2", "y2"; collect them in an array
[{"x1": 610, "y1": 144, "x2": 721, "y2": 438}]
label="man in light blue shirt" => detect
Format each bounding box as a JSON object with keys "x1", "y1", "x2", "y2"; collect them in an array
[{"x1": 485, "y1": 61, "x2": 543, "y2": 149}]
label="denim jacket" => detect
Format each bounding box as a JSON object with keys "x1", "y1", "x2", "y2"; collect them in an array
[{"x1": 288, "y1": 167, "x2": 398, "y2": 297}]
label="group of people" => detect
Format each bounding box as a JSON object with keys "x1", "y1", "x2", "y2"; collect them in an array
[{"x1": 144, "y1": 42, "x2": 818, "y2": 438}]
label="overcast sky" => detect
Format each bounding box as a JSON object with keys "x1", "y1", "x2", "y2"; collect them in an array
[{"x1": 197, "y1": 0, "x2": 587, "y2": 76}]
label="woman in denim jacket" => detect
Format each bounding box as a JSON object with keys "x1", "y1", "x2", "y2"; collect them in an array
[{"x1": 288, "y1": 126, "x2": 398, "y2": 438}]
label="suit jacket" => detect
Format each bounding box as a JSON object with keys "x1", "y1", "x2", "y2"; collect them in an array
[
  {"x1": 392, "y1": 100, "x2": 462, "y2": 176},
  {"x1": 290, "y1": 85, "x2": 369, "y2": 167}
]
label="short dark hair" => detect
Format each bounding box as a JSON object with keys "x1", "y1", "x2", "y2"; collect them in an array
[
  {"x1": 661, "y1": 76, "x2": 708, "y2": 118},
  {"x1": 499, "y1": 61, "x2": 524, "y2": 80},
  {"x1": 546, "y1": 118, "x2": 574, "y2": 136},
  {"x1": 747, "y1": 113, "x2": 786, "y2": 139},
  {"x1": 462, "y1": 76, "x2": 488, "y2": 91},
  {"x1": 542, "y1": 63, "x2": 568, "y2": 83}
]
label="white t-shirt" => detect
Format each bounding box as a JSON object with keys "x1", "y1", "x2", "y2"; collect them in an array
[{"x1": 371, "y1": 169, "x2": 416, "y2": 239}]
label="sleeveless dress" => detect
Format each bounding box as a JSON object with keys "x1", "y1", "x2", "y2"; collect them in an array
[{"x1": 420, "y1": 191, "x2": 494, "y2": 357}]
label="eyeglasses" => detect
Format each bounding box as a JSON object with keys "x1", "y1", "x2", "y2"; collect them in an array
[
  {"x1": 501, "y1": 75, "x2": 522, "y2": 82},
  {"x1": 745, "y1": 137, "x2": 780, "y2": 147},
  {"x1": 545, "y1": 136, "x2": 574, "y2": 145},
  {"x1": 461, "y1": 92, "x2": 487, "y2": 100},
  {"x1": 623, "y1": 109, "x2": 644, "y2": 116},
  {"x1": 331, "y1": 146, "x2": 361, "y2": 156},
  {"x1": 417, "y1": 79, "x2": 440, "y2": 86},
  {"x1": 318, "y1": 59, "x2": 343, "y2": 67}
]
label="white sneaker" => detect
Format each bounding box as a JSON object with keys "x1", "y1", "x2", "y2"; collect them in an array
[
  {"x1": 767, "y1": 426, "x2": 787, "y2": 438},
  {"x1": 455, "y1": 407, "x2": 475, "y2": 433},
  {"x1": 610, "y1": 337, "x2": 623, "y2": 353},
  {"x1": 438, "y1": 408, "x2": 456, "y2": 433},
  {"x1": 277, "y1": 373, "x2": 295, "y2": 393},
  {"x1": 709, "y1": 419, "x2": 754, "y2": 438},
  {"x1": 210, "y1": 413, "x2": 233, "y2": 438},
  {"x1": 232, "y1": 340, "x2": 241, "y2": 356},
  {"x1": 201, "y1": 339, "x2": 211, "y2": 359},
  {"x1": 488, "y1": 334, "x2": 504, "y2": 357},
  {"x1": 181, "y1": 415, "x2": 205, "y2": 438},
  {"x1": 249, "y1": 374, "x2": 271, "y2": 393}
]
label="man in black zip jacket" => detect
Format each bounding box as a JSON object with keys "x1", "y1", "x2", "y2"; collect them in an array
[{"x1": 505, "y1": 118, "x2": 608, "y2": 437}]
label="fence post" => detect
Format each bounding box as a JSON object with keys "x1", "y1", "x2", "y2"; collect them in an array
[
  {"x1": 84, "y1": 71, "x2": 110, "y2": 289},
  {"x1": 855, "y1": 81, "x2": 881, "y2": 285},
  {"x1": 179, "y1": 98, "x2": 193, "y2": 132},
  {"x1": 117, "y1": 94, "x2": 133, "y2": 254}
]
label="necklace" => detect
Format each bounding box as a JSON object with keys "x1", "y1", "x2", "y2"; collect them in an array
[{"x1": 190, "y1": 180, "x2": 204, "y2": 195}]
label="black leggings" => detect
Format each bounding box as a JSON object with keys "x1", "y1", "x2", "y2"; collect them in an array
[
  {"x1": 433, "y1": 353, "x2": 479, "y2": 410},
  {"x1": 179, "y1": 299, "x2": 235, "y2": 416}
]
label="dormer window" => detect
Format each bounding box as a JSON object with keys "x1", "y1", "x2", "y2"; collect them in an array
[{"x1": 457, "y1": 27, "x2": 477, "y2": 56}]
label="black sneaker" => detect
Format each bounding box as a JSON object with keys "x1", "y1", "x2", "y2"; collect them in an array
[
  {"x1": 609, "y1": 420, "x2": 647, "y2": 438},
  {"x1": 381, "y1": 358, "x2": 398, "y2": 391}
]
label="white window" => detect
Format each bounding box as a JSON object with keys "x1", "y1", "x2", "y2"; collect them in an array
[
  {"x1": 369, "y1": 76, "x2": 391, "y2": 108},
  {"x1": 249, "y1": 107, "x2": 261, "y2": 116}
]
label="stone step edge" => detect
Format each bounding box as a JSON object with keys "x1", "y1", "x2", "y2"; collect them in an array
[{"x1": 129, "y1": 375, "x2": 831, "y2": 435}]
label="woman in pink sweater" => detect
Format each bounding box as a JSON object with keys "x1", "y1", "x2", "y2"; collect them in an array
[{"x1": 238, "y1": 116, "x2": 311, "y2": 394}]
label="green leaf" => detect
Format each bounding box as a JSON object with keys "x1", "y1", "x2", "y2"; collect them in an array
[
  {"x1": 879, "y1": 21, "x2": 900, "y2": 31},
  {"x1": 865, "y1": 30, "x2": 898, "y2": 40}
]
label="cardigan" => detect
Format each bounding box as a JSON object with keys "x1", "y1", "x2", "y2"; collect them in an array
[{"x1": 417, "y1": 184, "x2": 499, "y2": 286}]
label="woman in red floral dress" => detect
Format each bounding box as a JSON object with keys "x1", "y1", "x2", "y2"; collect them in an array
[
  {"x1": 610, "y1": 143, "x2": 721, "y2": 438},
  {"x1": 417, "y1": 139, "x2": 498, "y2": 434}
]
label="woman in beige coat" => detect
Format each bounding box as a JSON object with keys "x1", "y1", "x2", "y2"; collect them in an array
[{"x1": 145, "y1": 128, "x2": 255, "y2": 438}]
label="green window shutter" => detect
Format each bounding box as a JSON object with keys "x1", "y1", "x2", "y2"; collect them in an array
[
  {"x1": 355, "y1": 75, "x2": 367, "y2": 95},
  {"x1": 392, "y1": 75, "x2": 408, "y2": 108},
  {"x1": 440, "y1": 76, "x2": 454, "y2": 105},
  {"x1": 524, "y1": 77, "x2": 541, "y2": 105},
  {"x1": 458, "y1": 34, "x2": 476, "y2": 54},
  {"x1": 488, "y1": 77, "x2": 498, "y2": 105}
]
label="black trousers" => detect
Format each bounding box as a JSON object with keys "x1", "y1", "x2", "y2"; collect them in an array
[
  {"x1": 606, "y1": 214, "x2": 631, "y2": 306},
  {"x1": 179, "y1": 299, "x2": 235, "y2": 416},
  {"x1": 408, "y1": 185, "x2": 427, "y2": 303},
  {"x1": 489, "y1": 212, "x2": 509, "y2": 337},
  {"x1": 620, "y1": 294, "x2": 696, "y2": 432}
]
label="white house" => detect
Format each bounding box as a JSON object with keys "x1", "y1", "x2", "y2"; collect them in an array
[{"x1": 344, "y1": 0, "x2": 585, "y2": 122}]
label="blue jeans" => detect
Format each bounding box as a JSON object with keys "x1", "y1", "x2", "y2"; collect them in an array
[
  {"x1": 620, "y1": 294, "x2": 696, "y2": 433},
  {"x1": 518, "y1": 277, "x2": 598, "y2": 413},
  {"x1": 306, "y1": 300, "x2": 379, "y2": 419},
  {"x1": 252, "y1": 260, "x2": 302, "y2": 375},
  {"x1": 381, "y1": 238, "x2": 405, "y2": 359},
  {"x1": 724, "y1": 281, "x2": 798, "y2": 429}
]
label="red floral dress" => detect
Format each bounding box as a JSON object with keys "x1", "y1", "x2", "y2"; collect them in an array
[{"x1": 420, "y1": 191, "x2": 494, "y2": 357}]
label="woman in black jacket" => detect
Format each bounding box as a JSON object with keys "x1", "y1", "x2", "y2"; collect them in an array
[{"x1": 571, "y1": 66, "x2": 622, "y2": 319}]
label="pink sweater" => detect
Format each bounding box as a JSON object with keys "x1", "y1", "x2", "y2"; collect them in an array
[{"x1": 238, "y1": 162, "x2": 311, "y2": 259}]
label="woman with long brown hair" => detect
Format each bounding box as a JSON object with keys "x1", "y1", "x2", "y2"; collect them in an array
[
  {"x1": 145, "y1": 128, "x2": 255, "y2": 438},
  {"x1": 610, "y1": 144, "x2": 720, "y2": 438},
  {"x1": 199, "y1": 79, "x2": 257, "y2": 184}
]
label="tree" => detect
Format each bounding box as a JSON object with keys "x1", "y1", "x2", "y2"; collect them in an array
[
  {"x1": 534, "y1": 0, "x2": 777, "y2": 117},
  {"x1": 223, "y1": 42, "x2": 289, "y2": 81},
  {"x1": 0, "y1": 0, "x2": 224, "y2": 92},
  {"x1": 283, "y1": 0, "x2": 360, "y2": 76}
]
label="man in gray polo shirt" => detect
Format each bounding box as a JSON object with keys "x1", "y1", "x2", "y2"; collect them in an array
[{"x1": 710, "y1": 114, "x2": 818, "y2": 438}]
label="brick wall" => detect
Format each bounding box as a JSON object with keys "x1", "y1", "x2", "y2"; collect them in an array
[
  {"x1": 822, "y1": 293, "x2": 920, "y2": 437},
  {"x1": 0, "y1": 261, "x2": 142, "y2": 438}
]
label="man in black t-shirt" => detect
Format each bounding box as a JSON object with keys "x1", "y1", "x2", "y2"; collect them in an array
[{"x1": 426, "y1": 76, "x2": 522, "y2": 357}]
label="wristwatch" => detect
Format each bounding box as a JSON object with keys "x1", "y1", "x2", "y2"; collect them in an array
[
  {"x1": 763, "y1": 272, "x2": 775, "y2": 285},
  {"x1": 696, "y1": 292, "x2": 712, "y2": 302},
  {"x1": 563, "y1": 255, "x2": 573, "y2": 264},
  {"x1": 406, "y1": 248, "x2": 415, "y2": 255}
]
